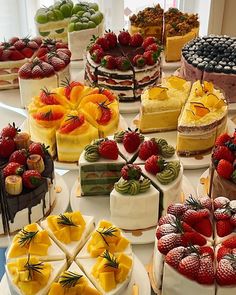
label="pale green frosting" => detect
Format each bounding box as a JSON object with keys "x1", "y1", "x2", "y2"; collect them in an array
[
  {"x1": 139, "y1": 178, "x2": 151, "y2": 193},
  {"x1": 115, "y1": 179, "x2": 130, "y2": 194},
  {"x1": 84, "y1": 144, "x2": 99, "y2": 162},
  {"x1": 114, "y1": 131, "x2": 125, "y2": 143},
  {"x1": 128, "y1": 180, "x2": 140, "y2": 195},
  {"x1": 156, "y1": 161, "x2": 181, "y2": 184},
  {"x1": 155, "y1": 138, "x2": 168, "y2": 148},
  {"x1": 161, "y1": 145, "x2": 175, "y2": 158},
  {"x1": 115, "y1": 178, "x2": 150, "y2": 195}
]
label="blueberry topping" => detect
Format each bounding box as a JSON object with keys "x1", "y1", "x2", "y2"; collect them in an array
[
  {"x1": 215, "y1": 65, "x2": 223, "y2": 73},
  {"x1": 223, "y1": 66, "x2": 232, "y2": 73}
]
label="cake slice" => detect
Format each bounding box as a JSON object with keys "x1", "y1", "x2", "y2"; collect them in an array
[
  {"x1": 177, "y1": 80, "x2": 228, "y2": 156},
  {"x1": 6, "y1": 223, "x2": 65, "y2": 261},
  {"x1": 79, "y1": 139, "x2": 126, "y2": 196},
  {"x1": 48, "y1": 261, "x2": 100, "y2": 294},
  {"x1": 56, "y1": 112, "x2": 99, "y2": 162},
  {"x1": 77, "y1": 220, "x2": 131, "y2": 259},
  {"x1": 110, "y1": 164, "x2": 160, "y2": 230},
  {"x1": 41, "y1": 211, "x2": 94, "y2": 261},
  {"x1": 6, "y1": 256, "x2": 67, "y2": 295},
  {"x1": 76, "y1": 250, "x2": 133, "y2": 294},
  {"x1": 139, "y1": 76, "x2": 191, "y2": 133}
]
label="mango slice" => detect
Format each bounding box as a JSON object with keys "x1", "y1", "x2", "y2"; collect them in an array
[
  {"x1": 148, "y1": 86, "x2": 168, "y2": 100},
  {"x1": 167, "y1": 76, "x2": 187, "y2": 90}
]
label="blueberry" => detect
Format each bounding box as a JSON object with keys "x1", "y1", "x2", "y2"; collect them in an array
[
  {"x1": 210, "y1": 60, "x2": 217, "y2": 66},
  {"x1": 222, "y1": 57, "x2": 229, "y2": 61},
  {"x1": 219, "y1": 61, "x2": 227, "y2": 66},
  {"x1": 197, "y1": 62, "x2": 206, "y2": 70},
  {"x1": 224, "y1": 66, "x2": 232, "y2": 73},
  {"x1": 196, "y1": 57, "x2": 203, "y2": 62},
  {"x1": 228, "y1": 62, "x2": 235, "y2": 67},
  {"x1": 203, "y1": 57, "x2": 210, "y2": 62},
  {"x1": 232, "y1": 66, "x2": 236, "y2": 74},
  {"x1": 192, "y1": 60, "x2": 198, "y2": 67},
  {"x1": 205, "y1": 64, "x2": 214, "y2": 72},
  {"x1": 215, "y1": 65, "x2": 223, "y2": 73}
]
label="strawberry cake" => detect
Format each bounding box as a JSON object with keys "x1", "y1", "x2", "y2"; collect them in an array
[
  {"x1": 209, "y1": 132, "x2": 236, "y2": 200},
  {"x1": 0, "y1": 123, "x2": 55, "y2": 235},
  {"x1": 0, "y1": 36, "x2": 42, "y2": 90},
  {"x1": 28, "y1": 83, "x2": 119, "y2": 162},
  {"x1": 84, "y1": 31, "x2": 162, "y2": 102},
  {"x1": 19, "y1": 41, "x2": 71, "y2": 108},
  {"x1": 152, "y1": 195, "x2": 236, "y2": 294}
]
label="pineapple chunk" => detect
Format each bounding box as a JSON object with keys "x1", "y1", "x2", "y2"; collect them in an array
[
  {"x1": 115, "y1": 264, "x2": 130, "y2": 283},
  {"x1": 28, "y1": 242, "x2": 49, "y2": 256},
  {"x1": 48, "y1": 283, "x2": 64, "y2": 295},
  {"x1": 116, "y1": 237, "x2": 130, "y2": 252},
  {"x1": 8, "y1": 243, "x2": 28, "y2": 258},
  {"x1": 148, "y1": 86, "x2": 168, "y2": 100},
  {"x1": 18, "y1": 281, "x2": 41, "y2": 295},
  {"x1": 72, "y1": 211, "x2": 86, "y2": 227},
  {"x1": 83, "y1": 285, "x2": 101, "y2": 295},
  {"x1": 117, "y1": 253, "x2": 132, "y2": 268},
  {"x1": 167, "y1": 76, "x2": 187, "y2": 90},
  {"x1": 99, "y1": 220, "x2": 113, "y2": 228},
  {"x1": 47, "y1": 215, "x2": 61, "y2": 232},
  {"x1": 99, "y1": 272, "x2": 116, "y2": 292},
  {"x1": 70, "y1": 226, "x2": 84, "y2": 241},
  {"x1": 34, "y1": 230, "x2": 51, "y2": 245},
  {"x1": 54, "y1": 227, "x2": 71, "y2": 244},
  {"x1": 25, "y1": 223, "x2": 38, "y2": 232}
]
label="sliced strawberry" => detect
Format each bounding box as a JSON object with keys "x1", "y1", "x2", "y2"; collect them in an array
[
  {"x1": 222, "y1": 236, "x2": 236, "y2": 248},
  {"x1": 217, "y1": 246, "x2": 232, "y2": 261},
  {"x1": 216, "y1": 219, "x2": 234, "y2": 237}
]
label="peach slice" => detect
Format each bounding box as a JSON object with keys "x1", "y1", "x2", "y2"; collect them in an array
[
  {"x1": 148, "y1": 86, "x2": 168, "y2": 100},
  {"x1": 203, "y1": 81, "x2": 214, "y2": 93},
  {"x1": 79, "y1": 93, "x2": 109, "y2": 108},
  {"x1": 168, "y1": 76, "x2": 187, "y2": 90},
  {"x1": 203, "y1": 93, "x2": 220, "y2": 108},
  {"x1": 193, "y1": 104, "x2": 210, "y2": 117}
]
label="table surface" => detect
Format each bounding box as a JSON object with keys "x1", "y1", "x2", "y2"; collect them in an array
[{"x1": 0, "y1": 63, "x2": 233, "y2": 294}]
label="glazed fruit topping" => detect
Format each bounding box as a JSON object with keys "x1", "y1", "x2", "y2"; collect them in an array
[
  {"x1": 121, "y1": 164, "x2": 141, "y2": 180},
  {"x1": 40, "y1": 88, "x2": 60, "y2": 105},
  {"x1": 98, "y1": 139, "x2": 119, "y2": 160},
  {"x1": 97, "y1": 100, "x2": 112, "y2": 124},
  {"x1": 59, "y1": 114, "x2": 85, "y2": 133}
]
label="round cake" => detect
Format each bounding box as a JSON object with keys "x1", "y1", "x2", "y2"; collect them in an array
[
  {"x1": 179, "y1": 35, "x2": 236, "y2": 104},
  {"x1": 0, "y1": 123, "x2": 55, "y2": 235},
  {"x1": 152, "y1": 195, "x2": 236, "y2": 294},
  {"x1": 84, "y1": 30, "x2": 162, "y2": 102}
]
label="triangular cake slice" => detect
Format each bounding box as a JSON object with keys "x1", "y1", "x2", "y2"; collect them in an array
[
  {"x1": 41, "y1": 211, "x2": 94, "y2": 261},
  {"x1": 6, "y1": 223, "x2": 65, "y2": 262}
]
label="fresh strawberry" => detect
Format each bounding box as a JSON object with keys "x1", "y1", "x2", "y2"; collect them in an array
[
  {"x1": 215, "y1": 133, "x2": 231, "y2": 146},
  {"x1": 121, "y1": 164, "x2": 141, "y2": 180},
  {"x1": 130, "y1": 33, "x2": 143, "y2": 47},
  {"x1": 165, "y1": 246, "x2": 186, "y2": 269},
  {"x1": 123, "y1": 129, "x2": 141, "y2": 153},
  {"x1": 29, "y1": 142, "x2": 48, "y2": 159},
  {"x1": 31, "y1": 64, "x2": 43, "y2": 79},
  {"x1": 132, "y1": 54, "x2": 146, "y2": 68},
  {"x1": 197, "y1": 255, "x2": 214, "y2": 284},
  {"x1": 181, "y1": 232, "x2": 207, "y2": 247},
  {"x1": 3, "y1": 162, "x2": 24, "y2": 177},
  {"x1": 21, "y1": 47, "x2": 34, "y2": 58},
  {"x1": 217, "y1": 246, "x2": 232, "y2": 261},
  {"x1": 216, "y1": 159, "x2": 234, "y2": 179},
  {"x1": 104, "y1": 30, "x2": 117, "y2": 48},
  {"x1": 31, "y1": 36, "x2": 42, "y2": 46},
  {"x1": 63, "y1": 80, "x2": 83, "y2": 99},
  {"x1": 96, "y1": 101, "x2": 112, "y2": 124},
  {"x1": 145, "y1": 43, "x2": 159, "y2": 52},
  {"x1": 48, "y1": 56, "x2": 65, "y2": 71},
  {"x1": 101, "y1": 55, "x2": 116, "y2": 70},
  {"x1": 214, "y1": 196, "x2": 230, "y2": 209},
  {"x1": 9, "y1": 149, "x2": 27, "y2": 165},
  {"x1": 22, "y1": 170, "x2": 42, "y2": 189},
  {"x1": 214, "y1": 208, "x2": 232, "y2": 220},
  {"x1": 56, "y1": 51, "x2": 70, "y2": 65},
  {"x1": 9, "y1": 49, "x2": 24, "y2": 61},
  {"x1": 118, "y1": 30, "x2": 131, "y2": 46},
  {"x1": 158, "y1": 214, "x2": 176, "y2": 226},
  {"x1": 9, "y1": 37, "x2": 19, "y2": 45},
  {"x1": 199, "y1": 196, "x2": 212, "y2": 211},
  {"x1": 18, "y1": 63, "x2": 32, "y2": 79},
  {"x1": 158, "y1": 233, "x2": 182, "y2": 255},
  {"x1": 138, "y1": 139, "x2": 159, "y2": 160},
  {"x1": 1, "y1": 123, "x2": 20, "y2": 139},
  {"x1": 178, "y1": 254, "x2": 199, "y2": 280},
  {"x1": 216, "y1": 219, "x2": 234, "y2": 237},
  {"x1": 212, "y1": 146, "x2": 234, "y2": 162},
  {"x1": 116, "y1": 56, "x2": 131, "y2": 71},
  {"x1": 40, "y1": 88, "x2": 60, "y2": 105},
  {"x1": 40, "y1": 62, "x2": 55, "y2": 77},
  {"x1": 216, "y1": 255, "x2": 236, "y2": 285},
  {"x1": 1, "y1": 48, "x2": 11, "y2": 61},
  {"x1": 193, "y1": 218, "x2": 212, "y2": 237},
  {"x1": 145, "y1": 155, "x2": 165, "y2": 175},
  {"x1": 143, "y1": 50, "x2": 158, "y2": 65},
  {"x1": 89, "y1": 43, "x2": 103, "y2": 54},
  {"x1": 96, "y1": 37, "x2": 109, "y2": 50},
  {"x1": 98, "y1": 140, "x2": 118, "y2": 160},
  {"x1": 222, "y1": 236, "x2": 236, "y2": 248},
  {"x1": 156, "y1": 223, "x2": 177, "y2": 239},
  {"x1": 14, "y1": 40, "x2": 25, "y2": 50},
  {"x1": 142, "y1": 36, "x2": 156, "y2": 49},
  {"x1": 59, "y1": 115, "x2": 84, "y2": 133},
  {"x1": 199, "y1": 246, "x2": 214, "y2": 260},
  {"x1": 36, "y1": 47, "x2": 49, "y2": 58},
  {"x1": 55, "y1": 41, "x2": 68, "y2": 49},
  {"x1": 0, "y1": 137, "x2": 16, "y2": 158},
  {"x1": 230, "y1": 214, "x2": 236, "y2": 226},
  {"x1": 167, "y1": 203, "x2": 188, "y2": 217},
  {"x1": 91, "y1": 48, "x2": 104, "y2": 63},
  {"x1": 56, "y1": 48, "x2": 71, "y2": 57},
  {"x1": 27, "y1": 40, "x2": 39, "y2": 50}
]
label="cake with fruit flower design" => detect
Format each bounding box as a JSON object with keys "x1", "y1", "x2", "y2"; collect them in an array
[
  {"x1": 177, "y1": 80, "x2": 228, "y2": 156},
  {"x1": 28, "y1": 82, "x2": 119, "y2": 162},
  {"x1": 209, "y1": 132, "x2": 236, "y2": 200},
  {"x1": 0, "y1": 123, "x2": 55, "y2": 235},
  {"x1": 110, "y1": 164, "x2": 159, "y2": 230},
  {"x1": 85, "y1": 30, "x2": 162, "y2": 102},
  {"x1": 139, "y1": 76, "x2": 191, "y2": 133},
  {"x1": 79, "y1": 139, "x2": 126, "y2": 196},
  {"x1": 179, "y1": 35, "x2": 236, "y2": 104},
  {"x1": 0, "y1": 36, "x2": 42, "y2": 90}
]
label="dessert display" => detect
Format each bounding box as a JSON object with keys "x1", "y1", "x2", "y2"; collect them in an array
[
  {"x1": 41, "y1": 211, "x2": 94, "y2": 260},
  {"x1": 0, "y1": 36, "x2": 42, "y2": 90},
  {"x1": 129, "y1": 6, "x2": 199, "y2": 62},
  {"x1": 0, "y1": 123, "x2": 55, "y2": 235},
  {"x1": 84, "y1": 30, "x2": 162, "y2": 102},
  {"x1": 28, "y1": 83, "x2": 119, "y2": 162},
  {"x1": 139, "y1": 76, "x2": 191, "y2": 133},
  {"x1": 179, "y1": 35, "x2": 236, "y2": 104},
  {"x1": 177, "y1": 80, "x2": 228, "y2": 156},
  {"x1": 6, "y1": 223, "x2": 65, "y2": 261},
  {"x1": 79, "y1": 139, "x2": 126, "y2": 196},
  {"x1": 110, "y1": 164, "x2": 159, "y2": 230},
  {"x1": 35, "y1": 0, "x2": 104, "y2": 60},
  {"x1": 19, "y1": 42, "x2": 71, "y2": 108}
]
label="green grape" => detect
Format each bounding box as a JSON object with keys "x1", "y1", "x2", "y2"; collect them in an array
[
  {"x1": 87, "y1": 21, "x2": 97, "y2": 29},
  {"x1": 80, "y1": 17, "x2": 89, "y2": 23},
  {"x1": 53, "y1": 9, "x2": 64, "y2": 20},
  {"x1": 81, "y1": 22, "x2": 89, "y2": 30},
  {"x1": 77, "y1": 11, "x2": 84, "y2": 17},
  {"x1": 88, "y1": 3, "x2": 99, "y2": 11},
  {"x1": 90, "y1": 11, "x2": 102, "y2": 25},
  {"x1": 83, "y1": 12, "x2": 91, "y2": 19},
  {"x1": 47, "y1": 10, "x2": 56, "y2": 21},
  {"x1": 60, "y1": 3, "x2": 72, "y2": 18},
  {"x1": 68, "y1": 22, "x2": 75, "y2": 32},
  {"x1": 89, "y1": 9, "x2": 96, "y2": 15},
  {"x1": 70, "y1": 16, "x2": 79, "y2": 23},
  {"x1": 76, "y1": 22, "x2": 84, "y2": 30},
  {"x1": 36, "y1": 13, "x2": 48, "y2": 24}
]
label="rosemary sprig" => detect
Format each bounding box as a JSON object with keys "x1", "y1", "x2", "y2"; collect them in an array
[
  {"x1": 18, "y1": 229, "x2": 39, "y2": 247},
  {"x1": 24, "y1": 255, "x2": 44, "y2": 280},
  {"x1": 43, "y1": 109, "x2": 53, "y2": 120},
  {"x1": 96, "y1": 226, "x2": 117, "y2": 246},
  {"x1": 57, "y1": 214, "x2": 78, "y2": 227},
  {"x1": 101, "y1": 250, "x2": 119, "y2": 269},
  {"x1": 59, "y1": 271, "x2": 83, "y2": 288}
]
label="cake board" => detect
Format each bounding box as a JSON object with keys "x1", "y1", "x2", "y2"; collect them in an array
[
  {"x1": 146, "y1": 258, "x2": 161, "y2": 295},
  {"x1": 70, "y1": 175, "x2": 196, "y2": 245},
  {"x1": 0, "y1": 173, "x2": 69, "y2": 248},
  {"x1": 0, "y1": 254, "x2": 151, "y2": 295}
]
